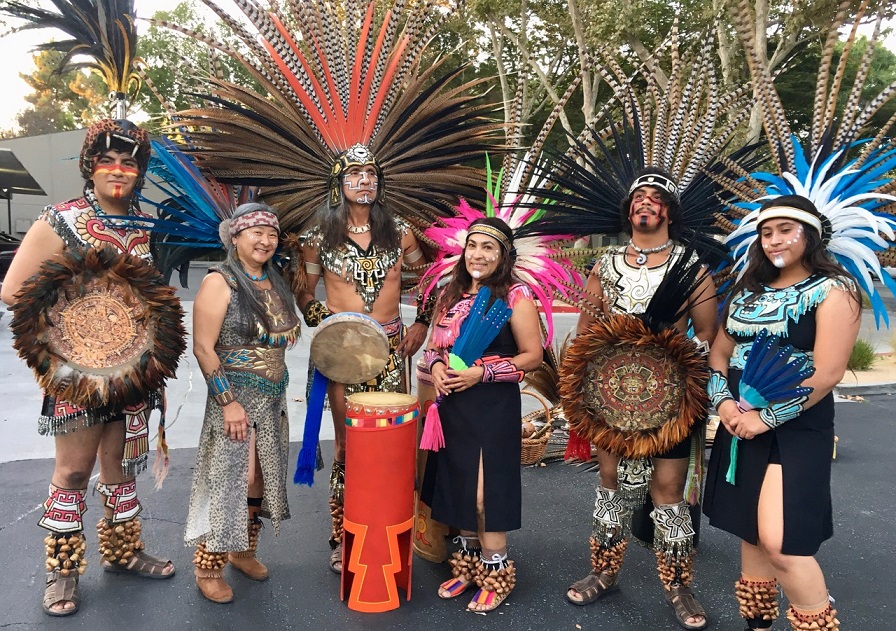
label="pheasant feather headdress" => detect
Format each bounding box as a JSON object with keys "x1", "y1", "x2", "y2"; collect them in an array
[
  {"x1": 520, "y1": 23, "x2": 753, "y2": 267},
  {"x1": 421, "y1": 69, "x2": 594, "y2": 344},
  {"x1": 162, "y1": 0, "x2": 504, "y2": 234},
  {"x1": 716, "y1": 0, "x2": 896, "y2": 324}
]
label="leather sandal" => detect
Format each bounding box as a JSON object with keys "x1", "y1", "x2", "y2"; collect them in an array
[
  {"x1": 101, "y1": 550, "x2": 175, "y2": 579},
  {"x1": 665, "y1": 584, "x2": 707, "y2": 630},
  {"x1": 43, "y1": 571, "x2": 80, "y2": 617},
  {"x1": 566, "y1": 571, "x2": 619, "y2": 606},
  {"x1": 329, "y1": 544, "x2": 342, "y2": 574}
]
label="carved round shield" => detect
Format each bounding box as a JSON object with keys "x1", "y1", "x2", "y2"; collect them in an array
[
  {"x1": 559, "y1": 314, "x2": 708, "y2": 459},
  {"x1": 11, "y1": 246, "x2": 186, "y2": 410}
]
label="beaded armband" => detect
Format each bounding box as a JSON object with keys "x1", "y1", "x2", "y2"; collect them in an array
[
  {"x1": 707, "y1": 370, "x2": 735, "y2": 409},
  {"x1": 758, "y1": 396, "x2": 809, "y2": 429},
  {"x1": 303, "y1": 299, "x2": 332, "y2": 327},
  {"x1": 415, "y1": 292, "x2": 436, "y2": 327},
  {"x1": 205, "y1": 366, "x2": 236, "y2": 407},
  {"x1": 474, "y1": 356, "x2": 524, "y2": 383},
  {"x1": 423, "y1": 349, "x2": 445, "y2": 372}
]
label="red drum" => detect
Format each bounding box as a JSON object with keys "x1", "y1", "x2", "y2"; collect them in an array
[{"x1": 342, "y1": 392, "x2": 419, "y2": 612}]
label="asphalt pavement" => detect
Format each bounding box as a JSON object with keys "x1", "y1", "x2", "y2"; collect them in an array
[{"x1": 0, "y1": 267, "x2": 893, "y2": 629}]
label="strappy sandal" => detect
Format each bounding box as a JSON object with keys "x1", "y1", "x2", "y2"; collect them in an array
[
  {"x1": 665, "y1": 584, "x2": 708, "y2": 630},
  {"x1": 43, "y1": 571, "x2": 80, "y2": 617},
  {"x1": 566, "y1": 571, "x2": 619, "y2": 606},
  {"x1": 329, "y1": 544, "x2": 342, "y2": 574},
  {"x1": 439, "y1": 536, "x2": 480, "y2": 599},
  {"x1": 467, "y1": 553, "x2": 516, "y2": 614},
  {"x1": 101, "y1": 550, "x2": 175, "y2": 579}
]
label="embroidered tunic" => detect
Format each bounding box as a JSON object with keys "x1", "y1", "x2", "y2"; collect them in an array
[
  {"x1": 37, "y1": 196, "x2": 158, "y2": 475},
  {"x1": 185, "y1": 266, "x2": 301, "y2": 552},
  {"x1": 598, "y1": 244, "x2": 692, "y2": 315},
  {"x1": 703, "y1": 274, "x2": 851, "y2": 555},
  {"x1": 420, "y1": 284, "x2": 532, "y2": 532}
]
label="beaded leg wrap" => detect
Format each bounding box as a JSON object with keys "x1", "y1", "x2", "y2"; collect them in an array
[
  {"x1": 193, "y1": 542, "x2": 229, "y2": 573},
  {"x1": 590, "y1": 485, "x2": 631, "y2": 580},
  {"x1": 97, "y1": 517, "x2": 145, "y2": 567},
  {"x1": 45, "y1": 532, "x2": 88, "y2": 578},
  {"x1": 468, "y1": 552, "x2": 517, "y2": 611},
  {"x1": 94, "y1": 480, "x2": 141, "y2": 523},
  {"x1": 329, "y1": 461, "x2": 345, "y2": 549},
  {"x1": 735, "y1": 577, "x2": 779, "y2": 628},
  {"x1": 786, "y1": 603, "x2": 839, "y2": 631}
]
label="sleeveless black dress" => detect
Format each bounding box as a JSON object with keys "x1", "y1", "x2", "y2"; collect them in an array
[
  {"x1": 703, "y1": 275, "x2": 848, "y2": 555},
  {"x1": 420, "y1": 291, "x2": 524, "y2": 533}
]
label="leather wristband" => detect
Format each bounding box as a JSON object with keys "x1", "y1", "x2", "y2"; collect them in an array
[{"x1": 205, "y1": 366, "x2": 236, "y2": 407}]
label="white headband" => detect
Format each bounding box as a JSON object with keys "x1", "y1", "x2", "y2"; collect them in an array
[{"x1": 756, "y1": 205, "x2": 822, "y2": 235}]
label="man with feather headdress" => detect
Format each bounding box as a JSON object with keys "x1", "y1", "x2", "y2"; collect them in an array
[
  {"x1": 163, "y1": 0, "x2": 505, "y2": 575},
  {"x1": 0, "y1": 0, "x2": 183, "y2": 617}
]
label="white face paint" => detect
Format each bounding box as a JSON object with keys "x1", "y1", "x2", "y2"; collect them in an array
[
  {"x1": 773, "y1": 255, "x2": 786, "y2": 268},
  {"x1": 471, "y1": 270, "x2": 482, "y2": 279}
]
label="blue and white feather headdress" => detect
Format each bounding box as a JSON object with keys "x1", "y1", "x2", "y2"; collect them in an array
[{"x1": 717, "y1": 2, "x2": 896, "y2": 324}]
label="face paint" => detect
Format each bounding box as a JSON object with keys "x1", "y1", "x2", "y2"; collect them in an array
[
  {"x1": 773, "y1": 255, "x2": 786, "y2": 268},
  {"x1": 92, "y1": 164, "x2": 140, "y2": 179},
  {"x1": 343, "y1": 169, "x2": 378, "y2": 205},
  {"x1": 471, "y1": 270, "x2": 481, "y2": 279},
  {"x1": 628, "y1": 189, "x2": 667, "y2": 231}
]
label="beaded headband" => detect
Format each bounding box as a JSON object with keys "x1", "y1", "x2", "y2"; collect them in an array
[
  {"x1": 229, "y1": 210, "x2": 280, "y2": 237},
  {"x1": 467, "y1": 223, "x2": 512, "y2": 251},
  {"x1": 756, "y1": 206, "x2": 822, "y2": 236},
  {"x1": 628, "y1": 173, "x2": 679, "y2": 200}
]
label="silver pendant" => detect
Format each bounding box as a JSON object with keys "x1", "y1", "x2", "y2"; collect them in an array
[{"x1": 635, "y1": 252, "x2": 648, "y2": 265}]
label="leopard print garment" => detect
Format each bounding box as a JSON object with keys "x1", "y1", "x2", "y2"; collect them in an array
[{"x1": 184, "y1": 269, "x2": 296, "y2": 552}]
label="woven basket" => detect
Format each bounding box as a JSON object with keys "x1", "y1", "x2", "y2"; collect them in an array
[{"x1": 520, "y1": 390, "x2": 553, "y2": 465}]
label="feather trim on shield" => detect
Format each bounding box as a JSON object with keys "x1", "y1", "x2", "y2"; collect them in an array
[
  {"x1": 559, "y1": 315, "x2": 708, "y2": 460},
  {"x1": 10, "y1": 246, "x2": 186, "y2": 411}
]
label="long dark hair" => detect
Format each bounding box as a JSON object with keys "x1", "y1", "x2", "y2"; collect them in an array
[
  {"x1": 316, "y1": 197, "x2": 400, "y2": 252},
  {"x1": 620, "y1": 167, "x2": 683, "y2": 240},
  {"x1": 435, "y1": 216, "x2": 516, "y2": 317},
  {"x1": 224, "y1": 202, "x2": 298, "y2": 336},
  {"x1": 723, "y1": 195, "x2": 859, "y2": 319}
]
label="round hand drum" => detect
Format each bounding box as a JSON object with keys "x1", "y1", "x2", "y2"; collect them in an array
[
  {"x1": 310, "y1": 312, "x2": 390, "y2": 384},
  {"x1": 341, "y1": 392, "x2": 419, "y2": 612}
]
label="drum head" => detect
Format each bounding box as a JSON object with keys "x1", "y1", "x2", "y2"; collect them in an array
[
  {"x1": 11, "y1": 246, "x2": 186, "y2": 409},
  {"x1": 310, "y1": 313, "x2": 390, "y2": 384},
  {"x1": 559, "y1": 314, "x2": 708, "y2": 459}
]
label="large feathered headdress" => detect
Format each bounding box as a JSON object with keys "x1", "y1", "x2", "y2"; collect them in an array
[
  {"x1": 715, "y1": 1, "x2": 896, "y2": 324},
  {"x1": 520, "y1": 23, "x2": 753, "y2": 267},
  {"x1": 138, "y1": 137, "x2": 258, "y2": 285},
  {"x1": 160, "y1": 0, "x2": 504, "y2": 234}
]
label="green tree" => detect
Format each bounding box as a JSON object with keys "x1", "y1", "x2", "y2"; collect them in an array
[{"x1": 11, "y1": 49, "x2": 105, "y2": 137}]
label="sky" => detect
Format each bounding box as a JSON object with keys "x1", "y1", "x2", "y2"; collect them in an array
[{"x1": 0, "y1": 4, "x2": 893, "y2": 133}]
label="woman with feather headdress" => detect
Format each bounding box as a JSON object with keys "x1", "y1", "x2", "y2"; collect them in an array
[
  {"x1": 705, "y1": 197, "x2": 860, "y2": 631},
  {"x1": 419, "y1": 216, "x2": 543, "y2": 614},
  {"x1": 703, "y1": 2, "x2": 896, "y2": 628},
  {"x1": 0, "y1": 0, "x2": 183, "y2": 616}
]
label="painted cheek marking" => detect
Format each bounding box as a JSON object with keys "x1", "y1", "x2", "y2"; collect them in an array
[{"x1": 93, "y1": 165, "x2": 138, "y2": 179}]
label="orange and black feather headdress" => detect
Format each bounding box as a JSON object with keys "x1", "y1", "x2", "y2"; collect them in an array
[{"x1": 164, "y1": 0, "x2": 506, "y2": 234}]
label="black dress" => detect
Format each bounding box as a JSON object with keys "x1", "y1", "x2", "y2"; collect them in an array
[
  {"x1": 703, "y1": 275, "x2": 845, "y2": 556},
  {"x1": 420, "y1": 288, "x2": 526, "y2": 533}
]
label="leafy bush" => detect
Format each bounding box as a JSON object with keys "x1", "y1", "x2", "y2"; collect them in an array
[{"x1": 847, "y1": 338, "x2": 877, "y2": 371}]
